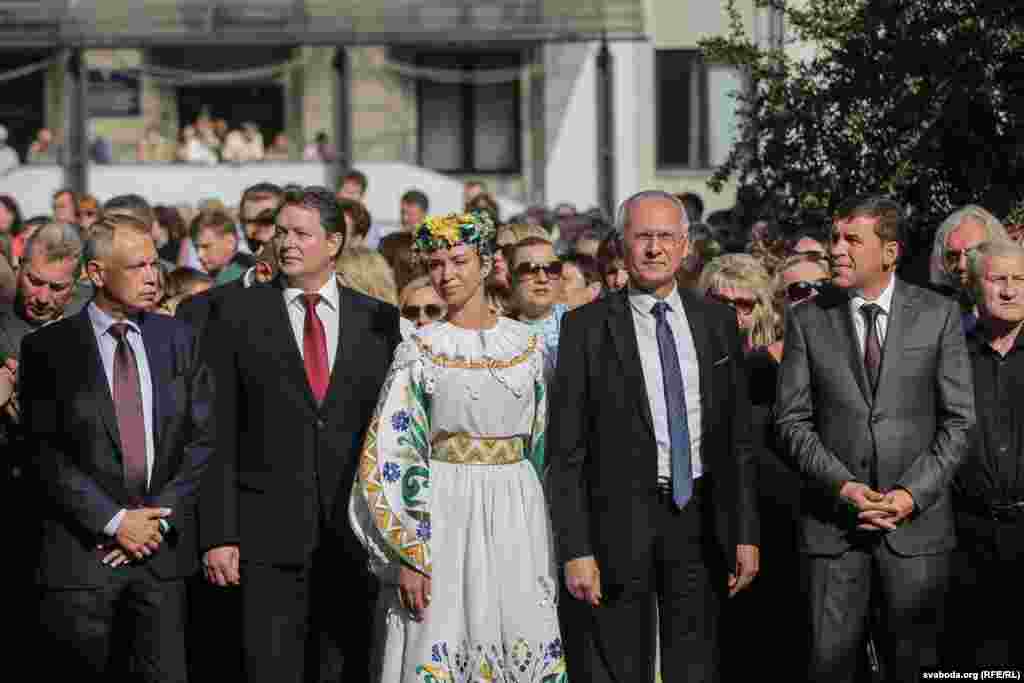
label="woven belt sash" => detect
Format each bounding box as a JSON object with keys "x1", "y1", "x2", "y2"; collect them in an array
[{"x1": 431, "y1": 432, "x2": 525, "y2": 465}]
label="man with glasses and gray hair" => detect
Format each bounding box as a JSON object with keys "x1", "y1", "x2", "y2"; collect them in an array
[{"x1": 549, "y1": 190, "x2": 758, "y2": 682}]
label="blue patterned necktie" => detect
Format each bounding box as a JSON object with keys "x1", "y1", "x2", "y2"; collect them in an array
[{"x1": 651, "y1": 301, "x2": 693, "y2": 508}]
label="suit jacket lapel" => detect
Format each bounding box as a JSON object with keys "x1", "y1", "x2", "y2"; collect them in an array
[
  {"x1": 267, "y1": 279, "x2": 319, "y2": 412},
  {"x1": 606, "y1": 291, "x2": 656, "y2": 439},
  {"x1": 830, "y1": 301, "x2": 872, "y2": 405},
  {"x1": 139, "y1": 314, "x2": 171, "y2": 456},
  {"x1": 876, "y1": 279, "x2": 916, "y2": 404},
  {"x1": 678, "y1": 288, "x2": 713, "y2": 418},
  {"x1": 321, "y1": 286, "x2": 357, "y2": 413},
  {"x1": 72, "y1": 310, "x2": 123, "y2": 450}
]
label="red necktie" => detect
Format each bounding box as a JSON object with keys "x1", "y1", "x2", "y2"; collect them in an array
[
  {"x1": 302, "y1": 294, "x2": 329, "y2": 403},
  {"x1": 109, "y1": 323, "x2": 147, "y2": 505}
]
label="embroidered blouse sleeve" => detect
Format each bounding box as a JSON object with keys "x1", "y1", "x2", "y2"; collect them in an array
[{"x1": 349, "y1": 339, "x2": 433, "y2": 581}]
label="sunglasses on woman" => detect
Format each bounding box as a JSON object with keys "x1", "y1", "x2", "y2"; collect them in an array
[
  {"x1": 513, "y1": 261, "x2": 563, "y2": 280},
  {"x1": 707, "y1": 290, "x2": 757, "y2": 316},
  {"x1": 401, "y1": 304, "x2": 445, "y2": 321},
  {"x1": 785, "y1": 280, "x2": 827, "y2": 304}
]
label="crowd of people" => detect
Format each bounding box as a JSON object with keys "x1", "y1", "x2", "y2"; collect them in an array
[
  {"x1": 0, "y1": 114, "x2": 336, "y2": 171},
  {"x1": 0, "y1": 169, "x2": 1021, "y2": 683}
]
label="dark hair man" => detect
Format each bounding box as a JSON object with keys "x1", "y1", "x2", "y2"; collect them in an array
[
  {"x1": 200, "y1": 185, "x2": 401, "y2": 683},
  {"x1": 191, "y1": 209, "x2": 255, "y2": 286},
  {"x1": 52, "y1": 188, "x2": 78, "y2": 225},
  {"x1": 399, "y1": 189, "x2": 429, "y2": 232},
  {"x1": 239, "y1": 182, "x2": 283, "y2": 255},
  {"x1": 23, "y1": 213, "x2": 214, "y2": 680},
  {"x1": 776, "y1": 195, "x2": 974, "y2": 682},
  {"x1": 549, "y1": 190, "x2": 758, "y2": 682},
  {"x1": 337, "y1": 169, "x2": 368, "y2": 202}
]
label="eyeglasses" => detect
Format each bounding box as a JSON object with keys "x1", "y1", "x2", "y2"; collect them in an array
[
  {"x1": 706, "y1": 290, "x2": 757, "y2": 315},
  {"x1": 401, "y1": 304, "x2": 445, "y2": 321},
  {"x1": 785, "y1": 280, "x2": 827, "y2": 304},
  {"x1": 513, "y1": 261, "x2": 563, "y2": 280}
]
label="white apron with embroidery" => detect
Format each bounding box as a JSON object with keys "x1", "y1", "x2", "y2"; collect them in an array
[{"x1": 350, "y1": 318, "x2": 566, "y2": 683}]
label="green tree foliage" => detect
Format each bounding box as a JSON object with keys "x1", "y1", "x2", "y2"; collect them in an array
[{"x1": 700, "y1": 0, "x2": 1024, "y2": 228}]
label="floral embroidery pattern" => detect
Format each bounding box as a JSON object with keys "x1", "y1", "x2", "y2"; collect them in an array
[
  {"x1": 382, "y1": 462, "x2": 401, "y2": 483},
  {"x1": 417, "y1": 637, "x2": 567, "y2": 683},
  {"x1": 417, "y1": 519, "x2": 432, "y2": 541},
  {"x1": 391, "y1": 410, "x2": 412, "y2": 433}
]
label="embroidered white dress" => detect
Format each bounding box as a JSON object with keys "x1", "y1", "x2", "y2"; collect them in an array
[{"x1": 350, "y1": 318, "x2": 566, "y2": 683}]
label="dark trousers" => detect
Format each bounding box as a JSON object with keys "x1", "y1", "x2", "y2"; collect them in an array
[
  {"x1": 944, "y1": 511, "x2": 1024, "y2": 669},
  {"x1": 804, "y1": 539, "x2": 950, "y2": 683},
  {"x1": 38, "y1": 566, "x2": 188, "y2": 683},
  {"x1": 560, "y1": 480, "x2": 725, "y2": 683},
  {"x1": 240, "y1": 548, "x2": 376, "y2": 683}
]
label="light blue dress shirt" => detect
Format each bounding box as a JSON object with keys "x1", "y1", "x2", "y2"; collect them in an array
[
  {"x1": 88, "y1": 303, "x2": 156, "y2": 536},
  {"x1": 627, "y1": 284, "x2": 705, "y2": 482}
]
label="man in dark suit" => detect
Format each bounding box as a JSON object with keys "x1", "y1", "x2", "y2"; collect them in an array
[
  {"x1": 1, "y1": 221, "x2": 85, "y2": 669},
  {"x1": 776, "y1": 196, "x2": 975, "y2": 682},
  {"x1": 549, "y1": 190, "x2": 759, "y2": 683},
  {"x1": 200, "y1": 186, "x2": 401, "y2": 683},
  {"x1": 22, "y1": 214, "x2": 215, "y2": 681}
]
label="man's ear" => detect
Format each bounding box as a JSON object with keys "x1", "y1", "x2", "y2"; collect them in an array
[
  {"x1": 883, "y1": 240, "x2": 900, "y2": 271},
  {"x1": 86, "y1": 260, "x2": 104, "y2": 289}
]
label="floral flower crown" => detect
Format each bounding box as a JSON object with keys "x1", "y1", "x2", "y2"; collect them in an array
[{"x1": 412, "y1": 211, "x2": 496, "y2": 257}]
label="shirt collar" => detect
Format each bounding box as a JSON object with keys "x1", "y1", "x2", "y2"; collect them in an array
[
  {"x1": 242, "y1": 266, "x2": 257, "y2": 289},
  {"x1": 628, "y1": 283, "x2": 684, "y2": 318},
  {"x1": 87, "y1": 301, "x2": 142, "y2": 338},
  {"x1": 968, "y1": 320, "x2": 1024, "y2": 355},
  {"x1": 283, "y1": 275, "x2": 340, "y2": 312},
  {"x1": 850, "y1": 274, "x2": 896, "y2": 317}
]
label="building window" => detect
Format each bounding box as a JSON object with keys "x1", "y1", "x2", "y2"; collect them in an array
[
  {"x1": 415, "y1": 52, "x2": 522, "y2": 174},
  {"x1": 656, "y1": 50, "x2": 744, "y2": 170}
]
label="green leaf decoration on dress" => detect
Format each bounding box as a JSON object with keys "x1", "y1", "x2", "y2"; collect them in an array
[
  {"x1": 403, "y1": 465, "x2": 430, "y2": 508},
  {"x1": 526, "y1": 374, "x2": 547, "y2": 478}
]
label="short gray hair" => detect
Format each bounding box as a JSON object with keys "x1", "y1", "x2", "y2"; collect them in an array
[
  {"x1": 931, "y1": 205, "x2": 1009, "y2": 288},
  {"x1": 84, "y1": 214, "x2": 151, "y2": 266},
  {"x1": 967, "y1": 238, "x2": 1024, "y2": 301},
  {"x1": 23, "y1": 222, "x2": 84, "y2": 279},
  {"x1": 615, "y1": 190, "x2": 690, "y2": 239}
]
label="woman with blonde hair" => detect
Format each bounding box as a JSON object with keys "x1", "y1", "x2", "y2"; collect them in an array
[
  {"x1": 336, "y1": 246, "x2": 399, "y2": 306},
  {"x1": 699, "y1": 253, "x2": 778, "y2": 352}
]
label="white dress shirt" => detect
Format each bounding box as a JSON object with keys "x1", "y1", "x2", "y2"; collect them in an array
[
  {"x1": 88, "y1": 303, "x2": 156, "y2": 536},
  {"x1": 850, "y1": 274, "x2": 896, "y2": 353},
  {"x1": 628, "y1": 284, "x2": 705, "y2": 481},
  {"x1": 283, "y1": 275, "x2": 341, "y2": 373}
]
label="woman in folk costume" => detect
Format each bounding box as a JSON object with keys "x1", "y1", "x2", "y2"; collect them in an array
[{"x1": 350, "y1": 211, "x2": 567, "y2": 683}]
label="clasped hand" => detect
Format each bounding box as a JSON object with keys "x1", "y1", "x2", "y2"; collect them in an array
[
  {"x1": 0, "y1": 357, "x2": 19, "y2": 421},
  {"x1": 841, "y1": 482, "x2": 915, "y2": 531},
  {"x1": 100, "y1": 507, "x2": 173, "y2": 567}
]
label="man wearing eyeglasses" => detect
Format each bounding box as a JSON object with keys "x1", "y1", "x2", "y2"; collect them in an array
[
  {"x1": 549, "y1": 190, "x2": 758, "y2": 683},
  {"x1": 776, "y1": 195, "x2": 974, "y2": 682},
  {"x1": 507, "y1": 235, "x2": 567, "y2": 378}
]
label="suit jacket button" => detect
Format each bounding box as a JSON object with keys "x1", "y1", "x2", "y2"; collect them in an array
[
  {"x1": 871, "y1": 414, "x2": 882, "y2": 424},
  {"x1": 861, "y1": 460, "x2": 869, "y2": 468},
  {"x1": 315, "y1": 418, "x2": 326, "y2": 430}
]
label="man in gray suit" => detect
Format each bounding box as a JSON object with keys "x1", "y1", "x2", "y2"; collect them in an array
[{"x1": 776, "y1": 195, "x2": 974, "y2": 682}]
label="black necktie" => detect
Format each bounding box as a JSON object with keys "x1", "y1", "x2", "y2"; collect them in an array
[{"x1": 860, "y1": 303, "x2": 883, "y2": 393}]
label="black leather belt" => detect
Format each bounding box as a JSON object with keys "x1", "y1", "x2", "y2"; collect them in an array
[
  {"x1": 958, "y1": 496, "x2": 1024, "y2": 523},
  {"x1": 654, "y1": 475, "x2": 710, "y2": 501}
]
